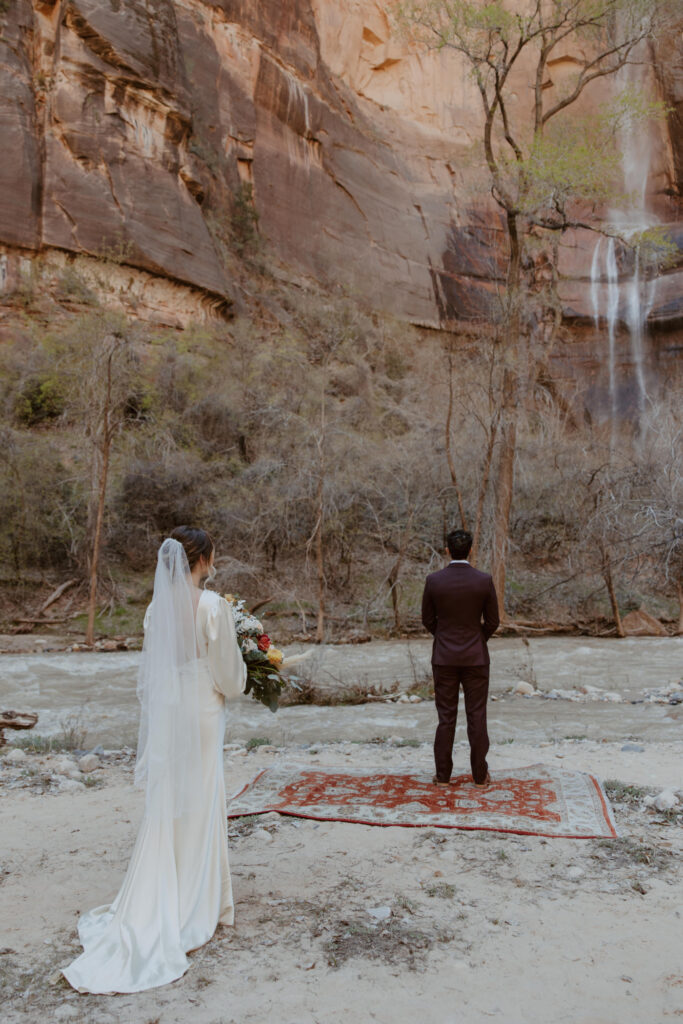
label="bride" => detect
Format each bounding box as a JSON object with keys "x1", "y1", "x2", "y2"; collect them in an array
[{"x1": 63, "y1": 527, "x2": 247, "y2": 993}]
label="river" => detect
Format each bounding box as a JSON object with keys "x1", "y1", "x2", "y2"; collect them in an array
[{"x1": 0, "y1": 636, "x2": 680, "y2": 748}]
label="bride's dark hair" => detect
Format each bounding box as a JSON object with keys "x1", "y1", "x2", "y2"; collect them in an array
[{"x1": 169, "y1": 526, "x2": 214, "y2": 569}]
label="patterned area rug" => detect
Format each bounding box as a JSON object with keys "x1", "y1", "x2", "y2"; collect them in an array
[{"x1": 228, "y1": 763, "x2": 618, "y2": 838}]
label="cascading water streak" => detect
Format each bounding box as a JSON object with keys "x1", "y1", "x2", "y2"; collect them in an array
[{"x1": 605, "y1": 238, "x2": 619, "y2": 438}]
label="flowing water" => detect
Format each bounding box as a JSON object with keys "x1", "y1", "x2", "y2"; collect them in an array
[
  {"x1": 588, "y1": 60, "x2": 658, "y2": 431},
  {"x1": 1, "y1": 637, "x2": 681, "y2": 748}
]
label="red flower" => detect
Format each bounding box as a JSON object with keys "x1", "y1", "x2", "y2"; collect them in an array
[{"x1": 257, "y1": 634, "x2": 271, "y2": 652}]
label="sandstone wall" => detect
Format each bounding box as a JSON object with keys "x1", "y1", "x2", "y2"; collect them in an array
[{"x1": 0, "y1": 0, "x2": 680, "y2": 328}]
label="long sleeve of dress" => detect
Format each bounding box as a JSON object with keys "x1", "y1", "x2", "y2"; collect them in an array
[{"x1": 206, "y1": 597, "x2": 247, "y2": 700}]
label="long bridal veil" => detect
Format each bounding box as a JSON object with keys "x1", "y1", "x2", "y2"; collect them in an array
[
  {"x1": 62, "y1": 538, "x2": 209, "y2": 994},
  {"x1": 135, "y1": 537, "x2": 202, "y2": 819}
]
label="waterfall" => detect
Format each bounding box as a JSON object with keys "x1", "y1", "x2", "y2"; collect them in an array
[
  {"x1": 605, "y1": 237, "x2": 619, "y2": 436},
  {"x1": 590, "y1": 237, "x2": 602, "y2": 328},
  {"x1": 588, "y1": 59, "x2": 657, "y2": 433}
]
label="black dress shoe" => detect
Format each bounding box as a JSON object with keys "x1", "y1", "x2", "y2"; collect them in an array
[
  {"x1": 473, "y1": 772, "x2": 491, "y2": 788},
  {"x1": 432, "y1": 776, "x2": 451, "y2": 787}
]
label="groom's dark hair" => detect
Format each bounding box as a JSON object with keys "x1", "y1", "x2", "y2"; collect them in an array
[{"x1": 446, "y1": 529, "x2": 473, "y2": 560}]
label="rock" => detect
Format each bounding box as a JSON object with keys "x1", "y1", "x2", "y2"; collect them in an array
[
  {"x1": 261, "y1": 812, "x2": 281, "y2": 824},
  {"x1": 397, "y1": 694, "x2": 411, "y2": 704},
  {"x1": 53, "y1": 757, "x2": 83, "y2": 780},
  {"x1": 366, "y1": 906, "x2": 392, "y2": 922},
  {"x1": 621, "y1": 609, "x2": 669, "y2": 637},
  {"x1": 58, "y1": 778, "x2": 86, "y2": 794},
  {"x1": 408, "y1": 694, "x2": 422, "y2": 703},
  {"x1": 513, "y1": 681, "x2": 535, "y2": 696},
  {"x1": 621, "y1": 743, "x2": 645, "y2": 752},
  {"x1": 89, "y1": 745, "x2": 105, "y2": 757},
  {"x1": 256, "y1": 745, "x2": 277, "y2": 754},
  {"x1": 603, "y1": 692, "x2": 623, "y2": 703},
  {"x1": 53, "y1": 1005, "x2": 80, "y2": 1020},
  {"x1": 78, "y1": 754, "x2": 100, "y2": 773},
  {"x1": 4, "y1": 748, "x2": 27, "y2": 763},
  {"x1": 653, "y1": 790, "x2": 679, "y2": 812},
  {"x1": 566, "y1": 866, "x2": 585, "y2": 880},
  {"x1": 251, "y1": 828, "x2": 274, "y2": 843}
]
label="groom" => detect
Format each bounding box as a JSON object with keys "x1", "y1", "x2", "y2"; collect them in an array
[{"x1": 421, "y1": 529, "x2": 500, "y2": 788}]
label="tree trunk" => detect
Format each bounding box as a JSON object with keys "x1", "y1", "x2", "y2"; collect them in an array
[
  {"x1": 676, "y1": 580, "x2": 683, "y2": 636},
  {"x1": 85, "y1": 439, "x2": 110, "y2": 645},
  {"x1": 490, "y1": 416, "x2": 516, "y2": 618},
  {"x1": 388, "y1": 560, "x2": 401, "y2": 632},
  {"x1": 602, "y1": 555, "x2": 625, "y2": 638},
  {"x1": 85, "y1": 352, "x2": 113, "y2": 646},
  {"x1": 490, "y1": 365, "x2": 517, "y2": 617},
  {"x1": 470, "y1": 415, "x2": 499, "y2": 567},
  {"x1": 445, "y1": 347, "x2": 467, "y2": 529},
  {"x1": 314, "y1": 473, "x2": 325, "y2": 644}
]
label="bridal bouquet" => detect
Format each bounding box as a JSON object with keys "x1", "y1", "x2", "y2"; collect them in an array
[{"x1": 224, "y1": 594, "x2": 298, "y2": 712}]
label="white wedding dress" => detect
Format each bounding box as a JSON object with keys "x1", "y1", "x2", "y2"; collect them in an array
[{"x1": 63, "y1": 572, "x2": 246, "y2": 995}]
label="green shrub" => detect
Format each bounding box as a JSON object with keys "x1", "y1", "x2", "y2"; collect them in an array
[{"x1": 14, "y1": 375, "x2": 64, "y2": 425}]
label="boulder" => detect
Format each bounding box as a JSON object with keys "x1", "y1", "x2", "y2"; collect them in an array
[
  {"x1": 622, "y1": 610, "x2": 669, "y2": 637},
  {"x1": 4, "y1": 747, "x2": 27, "y2": 763}
]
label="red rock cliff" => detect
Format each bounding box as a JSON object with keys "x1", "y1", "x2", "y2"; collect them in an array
[{"x1": 0, "y1": 0, "x2": 681, "y2": 327}]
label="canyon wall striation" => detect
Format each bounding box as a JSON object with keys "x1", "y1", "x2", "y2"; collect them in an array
[{"x1": 0, "y1": 0, "x2": 681, "y2": 330}]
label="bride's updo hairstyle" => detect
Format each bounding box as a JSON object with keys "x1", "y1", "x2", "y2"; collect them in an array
[{"x1": 169, "y1": 526, "x2": 214, "y2": 569}]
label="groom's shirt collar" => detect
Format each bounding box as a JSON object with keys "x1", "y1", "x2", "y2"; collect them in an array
[{"x1": 449, "y1": 559, "x2": 470, "y2": 564}]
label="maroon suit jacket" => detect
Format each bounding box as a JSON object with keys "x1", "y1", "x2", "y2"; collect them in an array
[{"x1": 421, "y1": 563, "x2": 500, "y2": 667}]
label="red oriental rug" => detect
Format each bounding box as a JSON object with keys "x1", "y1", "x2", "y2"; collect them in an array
[{"x1": 228, "y1": 762, "x2": 618, "y2": 839}]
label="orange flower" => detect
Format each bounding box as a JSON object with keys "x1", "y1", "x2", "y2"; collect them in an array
[{"x1": 267, "y1": 647, "x2": 284, "y2": 666}]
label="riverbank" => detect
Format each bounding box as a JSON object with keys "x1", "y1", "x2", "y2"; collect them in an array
[{"x1": 1, "y1": 735, "x2": 682, "y2": 1024}]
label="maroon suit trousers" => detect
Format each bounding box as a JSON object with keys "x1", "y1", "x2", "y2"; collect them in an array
[{"x1": 433, "y1": 664, "x2": 490, "y2": 784}]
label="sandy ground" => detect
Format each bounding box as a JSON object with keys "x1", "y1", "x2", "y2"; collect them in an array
[{"x1": 1, "y1": 734, "x2": 682, "y2": 1024}]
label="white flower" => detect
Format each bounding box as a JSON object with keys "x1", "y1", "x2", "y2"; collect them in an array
[{"x1": 242, "y1": 638, "x2": 258, "y2": 653}]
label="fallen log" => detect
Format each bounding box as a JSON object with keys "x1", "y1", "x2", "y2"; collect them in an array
[
  {"x1": 0, "y1": 710, "x2": 38, "y2": 746},
  {"x1": 39, "y1": 578, "x2": 77, "y2": 614}
]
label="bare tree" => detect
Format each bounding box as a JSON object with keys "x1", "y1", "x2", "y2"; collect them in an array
[
  {"x1": 394, "y1": 0, "x2": 669, "y2": 613},
  {"x1": 61, "y1": 314, "x2": 138, "y2": 644}
]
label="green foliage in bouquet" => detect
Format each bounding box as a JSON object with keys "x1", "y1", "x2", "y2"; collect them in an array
[
  {"x1": 225, "y1": 594, "x2": 293, "y2": 712},
  {"x1": 243, "y1": 660, "x2": 287, "y2": 714}
]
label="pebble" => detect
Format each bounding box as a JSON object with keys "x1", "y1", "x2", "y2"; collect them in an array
[
  {"x1": 366, "y1": 906, "x2": 392, "y2": 922},
  {"x1": 566, "y1": 866, "x2": 585, "y2": 880},
  {"x1": 78, "y1": 754, "x2": 100, "y2": 773},
  {"x1": 53, "y1": 1005, "x2": 80, "y2": 1020},
  {"x1": 251, "y1": 828, "x2": 274, "y2": 843},
  {"x1": 58, "y1": 778, "x2": 86, "y2": 794},
  {"x1": 89, "y1": 745, "x2": 105, "y2": 756},
  {"x1": 397, "y1": 694, "x2": 411, "y2": 704},
  {"x1": 513, "y1": 681, "x2": 535, "y2": 696},
  {"x1": 653, "y1": 790, "x2": 679, "y2": 812},
  {"x1": 408, "y1": 694, "x2": 422, "y2": 703},
  {"x1": 621, "y1": 743, "x2": 645, "y2": 752},
  {"x1": 4, "y1": 748, "x2": 27, "y2": 763}
]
